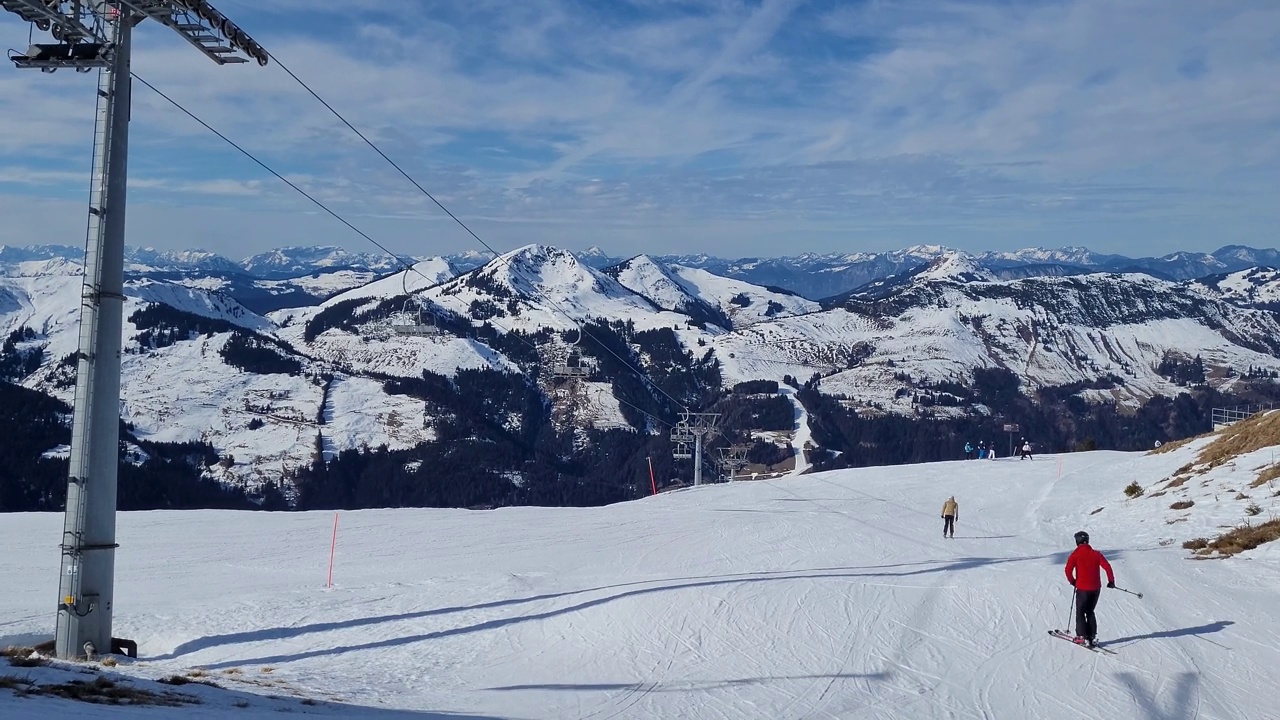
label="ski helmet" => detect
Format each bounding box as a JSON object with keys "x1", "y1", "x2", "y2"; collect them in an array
[{"x1": 1074, "y1": 530, "x2": 1089, "y2": 546}]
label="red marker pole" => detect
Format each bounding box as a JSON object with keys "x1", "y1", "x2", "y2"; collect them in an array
[
  {"x1": 647, "y1": 456, "x2": 658, "y2": 496},
  {"x1": 327, "y1": 512, "x2": 339, "y2": 589}
]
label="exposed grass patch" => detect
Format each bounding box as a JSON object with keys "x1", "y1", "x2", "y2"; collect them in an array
[
  {"x1": 1150, "y1": 434, "x2": 1204, "y2": 455},
  {"x1": 1166, "y1": 475, "x2": 1189, "y2": 489},
  {"x1": 260, "y1": 667, "x2": 275, "y2": 674},
  {"x1": 1235, "y1": 492, "x2": 1249, "y2": 500},
  {"x1": 222, "y1": 668, "x2": 243, "y2": 675},
  {"x1": 159, "y1": 674, "x2": 220, "y2": 688},
  {"x1": 233, "y1": 699, "x2": 251, "y2": 708},
  {"x1": 1170, "y1": 500, "x2": 1195, "y2": 510},
  {"x1": 1192, "y1": 518, "x2": 1280, "y2": 557},
  {"x1": 1124, "y1": 481, "x2": 1144, "y2": 498},
  {"x1": 1245, "y1": 503, "x2": 1262, "y2": 517},
  {"x1": 1183, "y1": 537, "x2": 1209, "y2": 550},
  {"x1": 8, "y1": 675, "x2": 198, "y2": 707},
  {"x1": 1251, "y1": 463, "x2": 1280, "y2": 489},
  {"x1": 2, "y1": 647, "x2": 46, "y2": 668},
  {"x1": 100, "y1": 657, "x2": 117, "y2": 668},
  {"x1": 1195, "y1": 410, "x2": 1280, "y2": 471}
]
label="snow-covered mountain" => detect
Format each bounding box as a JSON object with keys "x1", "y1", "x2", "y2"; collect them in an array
[
  {"x1": 1191, "y1": 267, "x2": 1280, "y2": 311},
  {"x1": 4, "y1": 241, "x2": 1280, "y2": 495},
  {"x1": 608, "y1": 255, "x2": 819, "y2": 329},
  {"x1": 715, "y1": 269, "x2": 1280, "y2": 414},
  {"x1": 240, "y1": 246, "x2": 407, "y2": 279}
]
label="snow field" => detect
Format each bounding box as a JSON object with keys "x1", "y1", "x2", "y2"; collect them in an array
[{"x1": 5, "y1": 441, "x2": 1280, "y2": 718}]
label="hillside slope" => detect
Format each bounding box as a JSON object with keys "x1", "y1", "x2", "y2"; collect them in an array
[{"x1": 4, "y1": 439, "x2": 1279, "y2": 718}]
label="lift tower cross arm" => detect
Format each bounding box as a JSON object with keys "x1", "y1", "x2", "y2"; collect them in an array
[{"x1": 2, "y1": 0, "x2": 267, "y2": 661}]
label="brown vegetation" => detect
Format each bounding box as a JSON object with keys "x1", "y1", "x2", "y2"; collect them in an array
[
  {"x1": 1150, "y1": 433, "x2": 1206, "y2": 455},
  {"x1": 1124, "y1": 481, "x2": 1143, "y2": 498},
  {"x1": 1188, "y1": 518, "x2": 1280, "y2": 557},
  {"x1": 1195, "y1": 411, "x2": 1280, "y2": 470},
  {"x1": 1251, "y1": 463, "x2": 1280, "y2": 489},
  {"x1": 1166, "y1": 475, "x2": 1189, "y2": 489},
  {"x1": 1170, "y1": 500, "x2": 1195, "y2": 510},
  {"x1": 2, "y1": 646, "x2": 46, "y2": 668},
  {"x1": 1, "y1": 674, "x2": 197, "y2": 707}
]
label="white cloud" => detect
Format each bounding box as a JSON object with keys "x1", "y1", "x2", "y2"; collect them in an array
[{"x1": 1, "y1": 0, "x2": 1278, "y2": 260}]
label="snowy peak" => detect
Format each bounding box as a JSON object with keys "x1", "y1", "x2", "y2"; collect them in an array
[
  {"x1": 609, "y1": 255, "x2": 820, "y2": 329},
  {"x1": 573, "y1": 245, "x2": 623, "y2": 269},
  {"x1": 126, "y1": 247, "x2": 244, "y2": 274},
  {"x1": 240, "y1": 246, "x2": 404, "y2": 279},
  {"x1": 914, "y1": 252, "x2": 994, "y2": 283}
]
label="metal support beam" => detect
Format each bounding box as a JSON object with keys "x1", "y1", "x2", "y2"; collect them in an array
[
  {"x1": 56, "y1": 9, "x2": 131, "y2": 661},
  {"x1": 676, "y1": 412, "x2": 719, "y2": 487},
  {"x1": 3, "y1": 0, "x2": 267, "y2": 662}
]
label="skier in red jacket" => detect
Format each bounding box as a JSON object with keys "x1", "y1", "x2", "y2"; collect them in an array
[{"x1": 1064, "y1": 530, "x2": 1115, "y2": 647}]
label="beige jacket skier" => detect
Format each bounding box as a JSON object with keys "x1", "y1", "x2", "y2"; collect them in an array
[{"x1": 941, "y1": 497, "x2": 958, "y2": 518}]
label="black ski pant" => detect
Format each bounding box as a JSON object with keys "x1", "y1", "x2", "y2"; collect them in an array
[
  {"x1": 1075, "y1": 589, "x2": 1100, "y2": 640},
  {"x1": 942, "y1": 515, "x2": 955, "y2": 537}
]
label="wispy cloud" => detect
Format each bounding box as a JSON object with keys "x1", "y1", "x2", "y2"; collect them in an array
[{"x1": 1, "y1": 0, "x2": 1278, "y2": 260}]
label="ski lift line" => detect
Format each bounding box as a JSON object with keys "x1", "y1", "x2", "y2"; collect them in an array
[
  {"x1": 128, "y1": 72, "x2": 437, "y2": 292},
  {"x1": 261, "y1": 53, "x2": 692, "y2": 415},
  {"x1": 132, "y1": 73, "x2": 535, "y2": 357}
]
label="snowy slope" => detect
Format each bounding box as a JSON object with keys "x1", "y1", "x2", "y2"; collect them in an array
[
  {"x1": 611, "y1": 255, "x2": 820, "y2": 328},
  {"x1": 0, "y1": 272, "x2": 449, "y2": 490},
  {"x1": 714, "y1": 272, "x2": 1280, "y2": 413},
  {"x1": 5, "y1": 438, "x2": 1280, "y2": 718},
  {"x1": 1193, "y1": 267, "x2": 1280, "y2": 308}
]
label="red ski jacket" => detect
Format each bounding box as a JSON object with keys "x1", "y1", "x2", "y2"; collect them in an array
[{"x1": 1065, "y1": 544, "x2": 1114, "y2": 591}]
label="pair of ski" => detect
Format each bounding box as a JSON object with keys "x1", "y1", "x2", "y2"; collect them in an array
[{"x1": 1048, "y1": 629, "x2": 1118, "y2": 655}]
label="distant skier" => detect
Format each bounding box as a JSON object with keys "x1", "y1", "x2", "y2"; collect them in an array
[
  {"x1": 977, "y1": 442, "x2": 986, "y2": 460},
  {"x1": 941, "y1": 496, "x2": 958, "y2": 538},
  {"x1": 964, "y1": 441, "x2": 974, "y2": 460},
  {"x1": 1065, "y1": 530, "x2": 1115, "y2": 648},
  {"x1": 1020, "y1": 440, "x2": 1033, "y2": 460},
  {"x1": 987, "y1": 441, "x2": 996, "y2": 460}
]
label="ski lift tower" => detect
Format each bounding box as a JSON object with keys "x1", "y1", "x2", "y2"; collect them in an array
[
  {"x1": 2, "y1": 0, "x2": 268, "y2": 660},
  {"x1": 678, "y1": 411, "x2": 720, "y2": 486}
]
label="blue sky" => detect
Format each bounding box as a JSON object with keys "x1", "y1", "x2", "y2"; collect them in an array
[{"x1": 1, "y1": 0, "x2": 1278, "y2": 261}]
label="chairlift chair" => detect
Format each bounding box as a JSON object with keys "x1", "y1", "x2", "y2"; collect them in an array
[
  {"x1": 391, "y1": 300, "x2": 441, "y2": 336},
  {"x1": 551, "y1": 322, "x2": 591, "y2": 379},
  {"x1": 391, "y1": 269, "x2": 441, "y2": 336}
]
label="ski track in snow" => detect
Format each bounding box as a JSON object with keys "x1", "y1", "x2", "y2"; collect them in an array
[{"x1": 5, "y1": 447, "x2": 1280, "y2": 719}]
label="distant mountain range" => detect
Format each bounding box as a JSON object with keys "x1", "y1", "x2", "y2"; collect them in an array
[
  {"x1": 4, "y1": 239, "x2": 1280, "y2": 510},
  {"x1": 4, "y1": 243, "x2": 1277, "y2": 304}
]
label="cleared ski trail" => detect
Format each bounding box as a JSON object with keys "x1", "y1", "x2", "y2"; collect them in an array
[{"x1": 4, "y1": 448, "x2": 1280, "y2": 719}]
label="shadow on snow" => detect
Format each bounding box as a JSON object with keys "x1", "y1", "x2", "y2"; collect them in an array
[{"x1": 185, "y1": 553, "x2": 1056, "y2": 669}]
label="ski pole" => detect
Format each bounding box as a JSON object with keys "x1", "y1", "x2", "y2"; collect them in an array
[
  {"x1": 1113, "y1": 586, "x2": 1143, "y2": 599},
  {"x1": 1065, "y1": 589, "x2": 1076, "y2": 634}
]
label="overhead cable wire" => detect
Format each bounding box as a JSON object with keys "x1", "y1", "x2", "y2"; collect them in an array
[
  {"x1": 132, "y1": 73, "x2": 680, "y2": 482},
  {"x1": 261, "y1": 52, "x2": 692, "y2": 415}
]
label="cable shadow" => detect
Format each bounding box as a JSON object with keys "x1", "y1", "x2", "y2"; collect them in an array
[
  {"x1": 198, "y1": 554, "x2": 1054, "y2": 669},
  {"x1": 1108, "y1": 621, "x2": 1234, "y2": 646},
  {"x1": 1115, "y1": 671, "x2": 1199, "y2": 720},
  {"x1": 484, "y1": 672, "x2": 890, "y2": 693},
  {"x1": 160, "y1": 555, "x2": 1029, "y2": 661}
]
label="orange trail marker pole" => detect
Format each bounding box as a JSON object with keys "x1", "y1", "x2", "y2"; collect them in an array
[{"x1": 327, "y1": 512, "x2": 339, "y2": 589}]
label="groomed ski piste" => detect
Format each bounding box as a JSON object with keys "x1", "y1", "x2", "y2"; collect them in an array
[{"x1": 4, "y1": 434, "x2": 1280, "y2": 719}]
